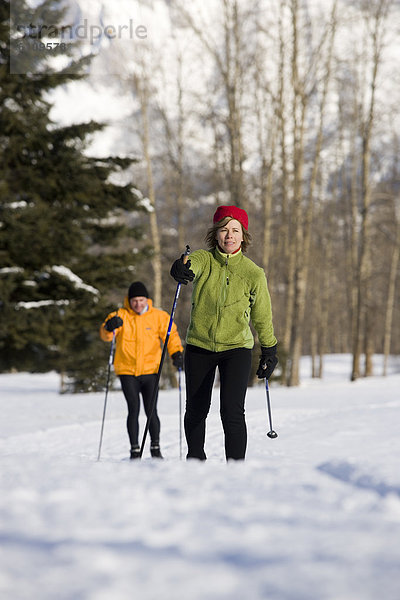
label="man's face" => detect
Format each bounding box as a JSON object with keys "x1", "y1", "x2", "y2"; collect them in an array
[{"x1": 130, "y1": 296, "x2": 148, "y2": 314}]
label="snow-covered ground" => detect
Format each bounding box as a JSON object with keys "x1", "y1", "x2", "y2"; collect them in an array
[{"x1": 1, "y1": 354, "x2": 400, "y2": 600}]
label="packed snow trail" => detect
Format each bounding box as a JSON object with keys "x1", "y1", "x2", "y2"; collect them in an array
[{"x1": 1, "y1": 356, "x2": 400, "y2": 600}]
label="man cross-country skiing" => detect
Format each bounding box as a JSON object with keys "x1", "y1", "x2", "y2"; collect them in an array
[{"x1": 100, "y1": 281, "x2": 184, "y2": 459}]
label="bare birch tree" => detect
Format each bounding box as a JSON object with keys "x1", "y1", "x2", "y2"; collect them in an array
[
  {"x1": 132, "y1": 69, "x2": 163, "y2": 308},
  {"x1": 382, "y1": 191, "x2": 400, "y2": 375},
  {"x1": 350, "y1": 0, "x2": 392, "y2": 380},
  {"x1": 286, "y1": 0, "x2": 338, "y2": 385},
  {"x1": 158, "y1": 49, "x2": 187, "y2": 252},
  {"x1": 172, "y1": 0, "x2": 249, "y2": 209}
]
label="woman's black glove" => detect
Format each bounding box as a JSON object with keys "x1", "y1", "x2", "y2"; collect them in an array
[
  {"x1": 256, "y1": 345, "x2": 278, "y2": 379},
  {"x1": 171, "y1": 351, "x2": 184, "y2": 370},
  {"x1": 105, "y1": 315, "x2": 123, "y2": 331},
  {"x1": 170, "y1": 255, "x2": 195, "y2": 285}
]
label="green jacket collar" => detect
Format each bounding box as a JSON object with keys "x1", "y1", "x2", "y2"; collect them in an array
[{"x1": 213, "y1": 246, "x2": 243, "y2": 265}]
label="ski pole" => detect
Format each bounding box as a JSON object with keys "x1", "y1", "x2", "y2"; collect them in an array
[
  {"x1": 178, "y1": 367, "x2": 183, "y2": 460},
  {"x1": 97, "y1": 330, "x2": 116, "y2": 461},
  {"x1": 265, "y1": 379, "x2": 278, "y2": 439},
  {"x1": 139, "y1": 245, "x2": 191, "y2": 458}
]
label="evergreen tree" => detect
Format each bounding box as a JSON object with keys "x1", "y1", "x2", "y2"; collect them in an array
[{"x1": 0, "y1": 0, "x2": 148, "y2": 390}]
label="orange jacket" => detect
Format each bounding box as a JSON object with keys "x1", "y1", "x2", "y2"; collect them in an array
[{"x1": 100, "y1": 297, "x2": 183, "y2": 376}]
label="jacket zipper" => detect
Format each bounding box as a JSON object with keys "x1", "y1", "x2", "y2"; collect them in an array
[{"x1": 212, "y1": 256, "x2": 229, "y2": 351}]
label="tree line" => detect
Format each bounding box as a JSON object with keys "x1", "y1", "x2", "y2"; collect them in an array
[
  {"x1": 116, "y1": 0, "x2": 400, "y2": 384},
  {"x1": 1, "y1": 0, "x2": 399, "y2": 390}
]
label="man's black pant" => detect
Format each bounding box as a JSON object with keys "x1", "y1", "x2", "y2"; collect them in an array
[
  {"x1": 184, "y1": 344, "x2": 252, "y2": 461},
  {"x1": 119, "y1": 374, "x2": 160, "y2": 448}
]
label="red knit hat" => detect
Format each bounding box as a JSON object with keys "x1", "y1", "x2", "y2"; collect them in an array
[{"x1": 213, "y1": 205, "x2": 249, "y2": 230}]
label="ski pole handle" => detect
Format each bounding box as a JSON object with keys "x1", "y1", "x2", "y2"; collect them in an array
[
  {"x1": 171, "y1": 245, "x2": 191, "y2": 319},
  {"x1": 183, "y1": 244, "x2": 191, "y2": 264}
]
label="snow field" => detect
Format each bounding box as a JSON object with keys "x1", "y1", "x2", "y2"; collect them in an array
[{"x1": 0, "y1": 355, "x2": 400, "y2": 600}]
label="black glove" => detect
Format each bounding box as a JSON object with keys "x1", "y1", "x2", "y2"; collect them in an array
[
  {"x1": 171, "y1": 351, "x2": 184, "y2": 370},
  {"x1": 256, "y1": 345, "x2": 278, "y2": 379},
  {"x1": 105, "y1": 315, "x2": 123, "y2": 332},
  {"x1": 170, "y1": 255, "x2": 195, "y2": 285}
]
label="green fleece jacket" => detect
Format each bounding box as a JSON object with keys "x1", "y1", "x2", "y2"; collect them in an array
[{"x1": 186, "y1": 247, "x2": 277, "y2": 352}]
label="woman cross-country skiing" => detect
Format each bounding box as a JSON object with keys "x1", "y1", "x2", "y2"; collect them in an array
[
  {"x1": 170, "y1": 205, "x2": 278, "y2": 461},
  {"x1": 100, "y1": 281, "x2": 184, "y2": 459}
]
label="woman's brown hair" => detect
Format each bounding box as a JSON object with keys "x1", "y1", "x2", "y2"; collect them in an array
[{"x1": 205, "y1": 216, "x2": 252, "y2": 253}]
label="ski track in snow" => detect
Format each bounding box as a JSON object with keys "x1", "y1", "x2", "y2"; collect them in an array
[{"x1": 1, "y1": 356, "x2": 400, "y2": 600}]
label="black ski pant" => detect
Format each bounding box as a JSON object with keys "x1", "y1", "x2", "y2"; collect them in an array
[
  {"x1": 119, "y1": 374, "x2": 160, "y2": 448},
  {"x1": 184, "y1": 344, "x2": 252, "y2": 461}
]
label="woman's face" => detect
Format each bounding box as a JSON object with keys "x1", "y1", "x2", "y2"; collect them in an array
[{"x1": 216, "y1": 219, "x2": 243, "y2": 254}]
